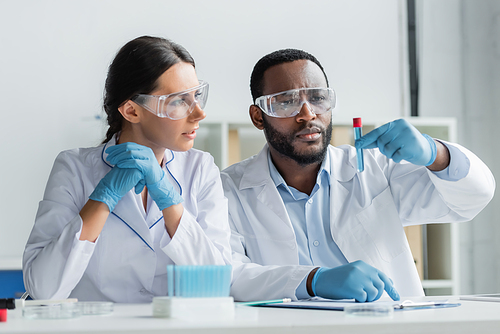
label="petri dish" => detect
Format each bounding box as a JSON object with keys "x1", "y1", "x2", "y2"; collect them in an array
[
  {"x1": 344, "y1": 304, "x2": 394, "y2": 317},
  {"x1": 22, "y1": 303, "x2": 81, "y2": 319},
  {"x1": 79, "y1": 302, "x2": 114, "y2": 315}
]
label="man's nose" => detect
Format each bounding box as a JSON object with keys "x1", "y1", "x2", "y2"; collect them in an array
[{"x1": 295, "y1": 101, "x2": 316, "y2": 122}]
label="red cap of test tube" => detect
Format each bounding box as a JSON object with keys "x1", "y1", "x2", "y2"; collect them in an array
[
  {"x1": 353, "y1": 117, "x2": 362, "y2": 128},
  {"x1": 0, "y1": 309, "x2": 7, "y2": 322}
]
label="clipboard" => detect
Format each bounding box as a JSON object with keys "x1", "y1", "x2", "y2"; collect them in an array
[{"x1": 260, "y1": 298, "x2": 461, "y2": 311}]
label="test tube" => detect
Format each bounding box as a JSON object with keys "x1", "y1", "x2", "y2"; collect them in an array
[{"x1": 353, "y1": 117, "x2": 364, "y2": 172}]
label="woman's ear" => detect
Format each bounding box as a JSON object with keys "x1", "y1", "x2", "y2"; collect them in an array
[
  {"x1": 118, "y1": 101, "x2": 141, "y2": 124},
  {"x1": 249, "y1": 105, "x2": 265, "y2": 130}
]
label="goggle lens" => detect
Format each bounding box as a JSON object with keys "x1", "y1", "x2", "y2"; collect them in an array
[
  {"x1": 255, "y1": 87, "x2": 336, "y2": 118},
  {"x1": 133, "y1": 81, "x2": 209, "y2": 120}
]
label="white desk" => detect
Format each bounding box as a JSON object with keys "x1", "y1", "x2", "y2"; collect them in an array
[{"x1": 2, "y1": 297, "x2": 500, "y2": 334}]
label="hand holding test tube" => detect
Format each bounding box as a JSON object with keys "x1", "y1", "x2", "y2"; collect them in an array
[{"x1": 353, "y1": 118, "x2": 364, "y2": 172}]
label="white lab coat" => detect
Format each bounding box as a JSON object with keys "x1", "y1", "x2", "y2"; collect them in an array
[
  {"x1": 23, "y1": 136, "x2": 232, "y2": 302},
  {"x1": 221, "y1": 143, "x2": 495, "y2": 301}
]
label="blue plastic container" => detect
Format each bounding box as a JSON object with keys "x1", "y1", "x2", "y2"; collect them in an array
[{"x1": 166, "y1": 265, "x2": 232, "y2": 298}]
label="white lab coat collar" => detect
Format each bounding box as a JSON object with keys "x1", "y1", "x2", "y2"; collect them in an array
[
  {"x1": 239, "y1": 144, "x2": 272, "y2": 191},
  {"x1": 239, "y1": 144, "x2": 358, "y2": 191},
  {"x1": 328, "y1": 145, "x2": 358, "y2": 183},
  {"x1": 100, "y1": 134, "x2": 120, "y2": 168}
]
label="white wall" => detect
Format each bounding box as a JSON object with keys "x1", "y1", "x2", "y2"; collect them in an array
[
  {"x1": 0, "y1": 0, "x2": 406, "y2": 265},
  {"x1": 418, "y1": 0, "x2": 500, "y2": 294}
]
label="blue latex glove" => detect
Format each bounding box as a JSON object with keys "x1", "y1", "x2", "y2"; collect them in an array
[
  {"x1": 105, "y1": 142, "x2": 183, "y2": 211},
  {"x1": 312, "y1": 261, "x2": 400, "y2": 302},
  {"x1": 355, "y1": 119, "x2": 437, "y2": 166},
  {"x1": 89, "y1": 166, "x2": 144, "y2": 212}
]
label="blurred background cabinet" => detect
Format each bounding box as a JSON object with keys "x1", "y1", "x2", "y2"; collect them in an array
[{"x1": 195, "y1": 116, "x2": 459, "y2": 296}]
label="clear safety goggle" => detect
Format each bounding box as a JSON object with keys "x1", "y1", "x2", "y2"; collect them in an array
[
  {"x1": 132, "y1": 80, "x2": 209, "y2": 120},
  {"x1": 254, "y1": 87, "x2": 336, "y2": 118}
]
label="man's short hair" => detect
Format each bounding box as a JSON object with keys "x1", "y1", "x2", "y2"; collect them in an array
[{"x1": 250, "y1": 49, "x2": 329, "y2": 102}]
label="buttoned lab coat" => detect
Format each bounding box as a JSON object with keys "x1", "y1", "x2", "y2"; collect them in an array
[
  {"x1": 23, "y1": 136, "x2": 231, "y2": 302},
  {"x1": 221, "y1": 143, "x2": 495, "y2": 301}
]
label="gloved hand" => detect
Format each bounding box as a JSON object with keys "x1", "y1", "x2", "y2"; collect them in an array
[
  {"x1": 355, "y1": 119, "x2": 437, "y2": 166},
  {"x1": 312, "y1": 260, "x2": 400, "y2": 302},
  {"x1": 89, "y1": 166, "x2": 144, "y2": 212},
  {"x1": 105, "y1": 142, "x2": 183, "y2": 210}
]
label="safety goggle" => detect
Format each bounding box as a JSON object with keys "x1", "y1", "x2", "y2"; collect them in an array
[
  {"x1": 254, "y1": 87, "x2": 336, "y2": 118},
  {"x1": 132, "y1": 80, "x2": 209, "y2": 120}
]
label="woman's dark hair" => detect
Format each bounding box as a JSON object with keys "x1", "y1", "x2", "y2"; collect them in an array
[
  {"x1": 250, "y1": 48, "x2": 328, "y2": 102},
  {"x1": 103, "y1": 36, "x2": 195, "y2": 143}
]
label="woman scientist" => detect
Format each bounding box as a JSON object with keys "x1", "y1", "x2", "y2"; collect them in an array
[{"x1": 23, "y1": 36, "x2": 232, "y2": 302}]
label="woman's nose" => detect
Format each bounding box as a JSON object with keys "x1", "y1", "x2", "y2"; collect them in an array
[{"x1": 189, "y1": 102, "x2": 206, "y2": 122}]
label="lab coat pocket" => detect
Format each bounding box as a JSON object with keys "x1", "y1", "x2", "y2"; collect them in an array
[{"x1": 356, "y1": 187, "x2": 406, "y2": 262}]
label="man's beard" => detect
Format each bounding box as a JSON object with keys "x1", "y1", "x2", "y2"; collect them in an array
[{"x1": 262, "y1": 116, "x2": 332, "y2": 167}]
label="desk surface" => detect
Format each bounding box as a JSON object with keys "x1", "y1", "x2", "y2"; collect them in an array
[{"x1": 2, "y1": 297, "x2": 500, "y2": 334}]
